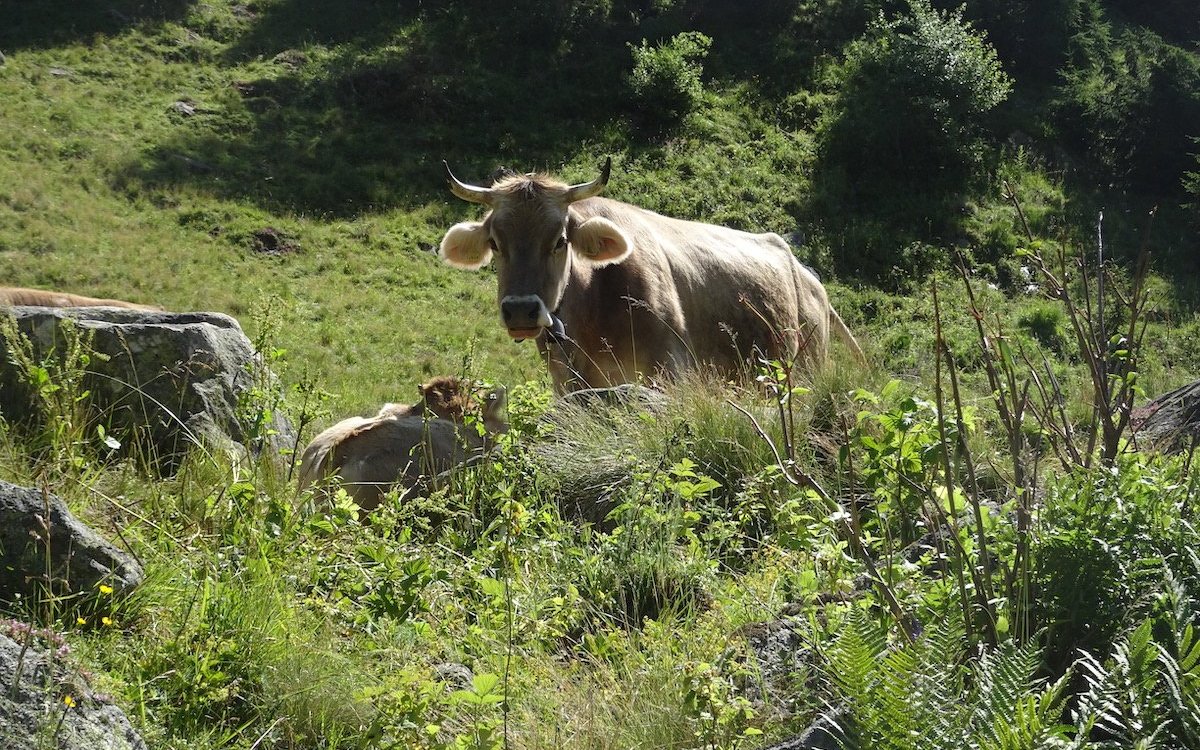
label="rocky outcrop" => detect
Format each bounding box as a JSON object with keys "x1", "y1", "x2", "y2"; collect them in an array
[
  {"x1": 737, "y1": 616, "x2": 816, "y2": 722},
  {"x1": 1133, "y1": 379, "x2": 1200, "y2": 453},
  {"x1": 0, "y1": 625, "x2": 146, "y2": 750},
  {"x1": 0, "y1": 480, "x2": 142, "y2": 609},
  {"x1": 754, "y1": 719, "x2": 840, "y2": 750},
  {"x1": 0, "y1": 307, "x2": 294, "y2": 472}
]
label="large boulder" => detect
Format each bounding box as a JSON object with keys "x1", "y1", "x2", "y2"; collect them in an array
[
  {"x1": 0, "y1": 627, "x2": 147, "y2": 750},
  {"x1": 1133, "y1": 378, "x2": 1200, "y2": 453},
  {"x1": 0, "y1": 307, "x2": 294, "y2": 472},
  {"x1": 0, "y1": 480, "x2": 142, "y2": 610}
]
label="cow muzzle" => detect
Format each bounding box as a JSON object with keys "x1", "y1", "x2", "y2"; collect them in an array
[{"x1": 500, "y1": 295, "x2": 553, "y2": 342}]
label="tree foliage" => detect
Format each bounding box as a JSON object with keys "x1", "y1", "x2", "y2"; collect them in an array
[{"x1": 1056, "y1": 4, "x2": 1200, "y2": 194}]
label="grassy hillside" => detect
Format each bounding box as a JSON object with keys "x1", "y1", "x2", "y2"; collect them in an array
[
  {"x1": 3, "y1": 1, "x2": 1199, "y2": 408},
  {"x1": 3, "y1": 2, "x2": 1200, "y2": 749}
]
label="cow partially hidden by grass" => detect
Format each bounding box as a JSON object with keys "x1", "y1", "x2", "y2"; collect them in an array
[
  {"x1": 297, "y1": 376, "x2": 507, "y2": 511},
  {"x1": 438, "y1": 158, "x2": 865, "y2": 394},
  {"x1": 0, "y1": 286, "x2": 163, "y2": 311}
]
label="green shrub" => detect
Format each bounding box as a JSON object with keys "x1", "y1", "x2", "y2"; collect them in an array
[
  {"x1": 957, "y1": 0, "x2": 1075, "y2": 87},
  {"x1": 1187, "y1": 144, "x2": 1200, "y2": 214},
  {"x1": 1035, "y1": 457, "x2": 1192, "y2": 673},
  {"x1": 627, "y1": 31, "x2": 712, "y2": 131},
  {"x1": 810, "y1": 0, "x2": 1011, "y2": 281}
]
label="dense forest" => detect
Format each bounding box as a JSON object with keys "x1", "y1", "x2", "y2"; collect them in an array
[{"x1": 1, "y1": 1, "x2": 1200, "y2": 748}]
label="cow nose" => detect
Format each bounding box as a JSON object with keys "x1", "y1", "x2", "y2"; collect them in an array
[{"x1": 500, "y1": 295, "x2": 548, "y2": 331}]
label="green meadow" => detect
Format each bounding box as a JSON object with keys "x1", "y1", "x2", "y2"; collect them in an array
[{"x1": 3, "y1": 1, "x2": 1200, "y2": 748}]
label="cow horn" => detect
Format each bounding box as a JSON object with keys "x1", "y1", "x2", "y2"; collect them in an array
[
  {"x1": 444, "y1": 161, "x2": 495, "y2": 206},
  {"x1": 564, "y1": 157, "x2": 611, "y2": 203}
]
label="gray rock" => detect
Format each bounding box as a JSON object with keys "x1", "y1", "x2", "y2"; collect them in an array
[
  {"x1": 432, "y1": 662, "x2": 473, "y2": 691},
  {"x1": 754, "y1": 714, "x2": 841, "y2": 750},
  {"x1": 0, "y1": 480, "x2": 142, "y2": 609},
  {"x1": 1133, "y1": 379, "x2": 1200, "y2": 453},
  {"x1": 0, "y1": 307, "x2": 295, "y2": 473},
  {"x1": 737, "y1": 617, "x2": 815, "y2": 721},
  {"x1": 0, "y1": 628, "x2": 147, "y2": 750}
]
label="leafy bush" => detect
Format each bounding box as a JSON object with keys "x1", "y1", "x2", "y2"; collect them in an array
[
  {"x1": 810, "y1": 0, "x2": 1011, "y2": 281},
  {"x1": 627, "y1": 31, "x2": 712, "y2": 131}
]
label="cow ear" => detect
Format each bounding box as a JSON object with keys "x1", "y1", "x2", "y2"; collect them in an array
[
  {"x1": 571, "y1": 217, "x2": 631, "y2": 266},
  {"x1": 439, "y1": 222, "x2": 493, "y2": 269}
]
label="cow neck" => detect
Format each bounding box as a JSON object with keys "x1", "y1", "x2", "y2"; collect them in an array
[{"x1": 544, "y1": 244, "x2": 590, "y2": 347}]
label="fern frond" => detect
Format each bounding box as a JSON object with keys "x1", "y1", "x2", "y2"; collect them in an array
[
  {"x1": 1158, "y1": 623, "x2": 1200, "y2": 747},
  {"x1": 976, "y1": 670, "x2": 1073, "y2": 750},
  {"x1": 822, "y1": 615, "x2": 972, "y2": 750},
  {"x1": 1072, "y1": 621, "x2": 1169, "y2": 747}
]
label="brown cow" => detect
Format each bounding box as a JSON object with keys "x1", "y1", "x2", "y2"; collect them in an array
[
  {"x1": 297, "y1": 377, "x2": 507, "y2": 511},
  {"x1": 438, "y1": 159, "x2": 864, "y2": 393},
  {"x1": 0, "y1": 286, "x2": 162, "y2": 311}
]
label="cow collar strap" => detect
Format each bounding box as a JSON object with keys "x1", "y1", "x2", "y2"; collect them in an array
[{"x1": 543, "y1": 312, "x2": 570, "y2": 346}]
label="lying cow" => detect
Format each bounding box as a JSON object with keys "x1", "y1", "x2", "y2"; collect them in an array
[
  {"x1": 0, "y1": 286, "x2": 162, "y2": 311},
  {"x1": 297, "y1": 377, "x2": 507, "y2": 511},
  {"x1": 438, "y1": 158, "x2": 864, "y2": 393},
  {"x1": 375, "y1": 375, "x2": 508, "y2": 434}
]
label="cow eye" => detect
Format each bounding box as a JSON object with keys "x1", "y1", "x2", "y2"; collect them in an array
[{"x1": 553, "y1": 236, "x2": 568, "y2": 253}]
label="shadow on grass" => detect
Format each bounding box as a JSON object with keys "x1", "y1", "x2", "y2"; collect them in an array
[
  {"x1": 115, "y1": 1, "x2": 645, "y2": 216},
  {"x1": 0, "y1": 0, "x2": 195, "y2": 51},
  {"x1": 110, "y1": 0, "x2": 877, "y2": 218}
]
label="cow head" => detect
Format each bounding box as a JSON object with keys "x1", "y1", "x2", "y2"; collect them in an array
[{"x1": 439, "y1": 158, "x2": 632, "y2": 341}]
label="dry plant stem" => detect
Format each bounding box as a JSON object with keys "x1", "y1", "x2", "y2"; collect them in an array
[
  {"x1": 1004, "y1": 181, "x2": 1098, "y2": 465},
  {"x1": 946, "y1": 272, "x2": 1008, "y2": 476},
  {"x1": 727, "y1": 400, "x2": 915, "y2": 644},
  {"x1": 931, "y1": 281, "x2": 977, "y2": 645},
  {"x1": 837, "y1": 414, "x2": 865, "y2": 541},
  {"x1": 53, "y1": 697, "x2": 72, "y2": 743},
  {"x1": 1096, "y1": 211, "x2": 1107, "y2": 390},
  {"x1": 1017, "y1": 451, "x2": 1039, "y2": 641},
  {"x1": 954, "y1": 254, "x2": 1028, "y2": 489},
  {"x1": 944, "y1": 338, "x2": 1000, "y2": 640},
  {"x1": 1006, "y1": 182, "x2": 1155, "y2": 467},
  {"x1": 40, "y1": 479, "x2": 57, "y2": 628},
  {"x1": 1020, "y1": 350, "x2": 1082, "y2": 467},
  {"x1": 11, "y1": 624, "x2": 33, "y2": 700},
  {"x1": 249, "y1": 717, "x2": 284, "y2": 750},
  {"x1": 742, "y1": 294, "x2": 803, "y2": 463}
]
